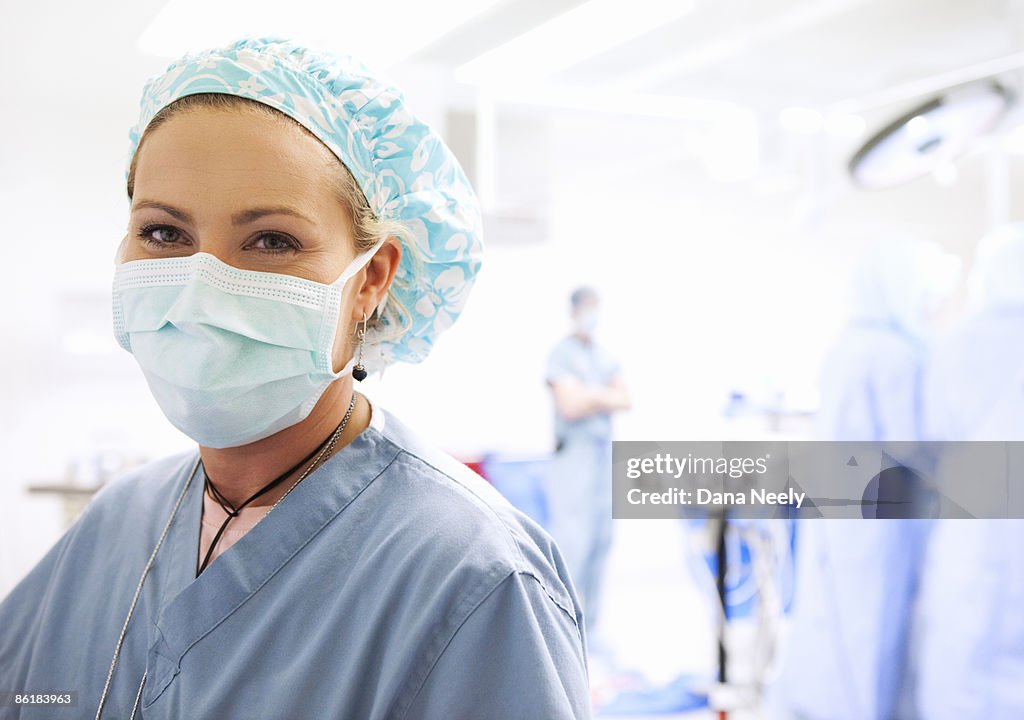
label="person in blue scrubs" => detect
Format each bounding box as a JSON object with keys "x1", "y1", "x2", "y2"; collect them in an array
[
  {"x1": 544, "y1": 287, "x2": 630, "y2": 642},
  {"x1": 0, "y1": 37, "x2": 590, "y2": 720},
  {"x1": 915, "y1": 222, "x2": 1024, "y2": 720},
  {"x1": 767, "y1": 238, "x2": 958, "y2": 720}
]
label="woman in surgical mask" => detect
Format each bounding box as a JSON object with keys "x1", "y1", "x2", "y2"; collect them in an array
[{"x1": 0, "y1": 37, "x2": 590, "y2": 720}]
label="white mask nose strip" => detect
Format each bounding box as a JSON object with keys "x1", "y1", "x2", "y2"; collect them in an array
[
  {"x1": 115, "y1": 241, "x2": 385, "y2": 305},
  {"x1": 114, "y1": 253, "x2": 334, "y2": 310}
]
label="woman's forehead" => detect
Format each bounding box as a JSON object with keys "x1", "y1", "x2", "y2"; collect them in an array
[{"x1": 133, "y1": 108, "x2": 342, "y2": 210}]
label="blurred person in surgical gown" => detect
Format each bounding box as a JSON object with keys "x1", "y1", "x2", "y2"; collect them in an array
[
  {"x1": 767, "y1": 237, "x2": 959, "y2": 720},
  {"x1": 915, "y1": 222, "x2": 1024, "y2": 720},
  {"x1": 545, "y1": 287, "x2": 630, "y2": 643}
]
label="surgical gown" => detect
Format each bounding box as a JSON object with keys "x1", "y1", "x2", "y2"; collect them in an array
[
  {"x1": 815, "y1": 322, "x2": 924, "y2": 442},
  {"x1": 768, "y1": 322, "x2": 927, "y2": 720},
  {"x1": 915, "y1": 308, "x2": 1024, "y2": 720},
  {"x1": 0, "y1": 406, "x2": 591, "y2": 719}
]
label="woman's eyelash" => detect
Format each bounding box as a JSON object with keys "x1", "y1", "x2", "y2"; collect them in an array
[
  {"x1": 137, "y1": 224, "x2": 184, "y2": 246},
  {"x1": 248, "y1": 233, "x2": 301, "y2": 254}
]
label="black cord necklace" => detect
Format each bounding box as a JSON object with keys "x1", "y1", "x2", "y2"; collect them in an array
[{"x1": 196, "y1": 392, "x2": 358, "y2": 576}]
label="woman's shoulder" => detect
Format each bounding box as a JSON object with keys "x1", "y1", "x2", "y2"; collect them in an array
[
  {"x1": 367, "y1": 408, "x2": 579, "y2": 617},
  {"x1": 0, "y1": 449, "x2": 200, "y2": 622}
]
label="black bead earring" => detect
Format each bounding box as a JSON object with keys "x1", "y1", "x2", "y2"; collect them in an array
[{"x1": 352, "y1": 312, "x2": 368, "y2": 382}]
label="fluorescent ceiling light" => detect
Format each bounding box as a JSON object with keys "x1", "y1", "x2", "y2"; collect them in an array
[
  {"x1": 615, "y1": 0, "x2": 875, "y2": 91},
  {"x1": 485, "y1": 83, "x2": 752, "y2": 123},
  {"x1": 780, "y1": 107, "x2": 823, "y2": 134},
  {"x1": 780, "y1": 107, "x2": 866, "y2": 138},
  {"x1": 139, "y1": 0, "x2": 502, "y2": 70},
  {"x1": 823, "y1": 113, "x2": 866, "y2": 138},
  {"x1": 456, "y1": 0, "x2": 696, "y2": 84}
]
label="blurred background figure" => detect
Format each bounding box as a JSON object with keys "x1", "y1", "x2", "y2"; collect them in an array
[
  {"x1": 913, "y1": 222, "x2": 1024, "y2": 720},
  {"x1": 544, "y1": 286, "x2": 631, "y2": 646},
  {"x1": 816, "y1": 237, "x2": 961, "y2": 441},
  {"x1": 767, "y1": 237, "x2": 960, "y2": 720},
  {"x1": 925, "y1": 221, "x2": 1024, "y2": 441}
]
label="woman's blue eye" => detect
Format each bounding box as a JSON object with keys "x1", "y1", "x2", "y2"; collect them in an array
[
  {"x1": 138, "y1": 225, "x2": 183, "y2": 246},
  {"x1": 250, "y1": 234, "x2": 299, "y2": 254}
]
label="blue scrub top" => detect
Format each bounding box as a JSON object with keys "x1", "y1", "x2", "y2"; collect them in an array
[
  {"x1": 546, "y1": 335, "x2": 621, "y2": 444},
  {"x1": 0, "y1": 406, "x2": 591, "y2": 719}
]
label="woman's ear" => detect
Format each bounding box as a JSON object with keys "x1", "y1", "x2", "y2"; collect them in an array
[{"x1": 354, "y1": 237, "x2": 402, "y2": 319}]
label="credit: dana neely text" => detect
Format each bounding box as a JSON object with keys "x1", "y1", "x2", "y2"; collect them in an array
[{"x1": 625, "y1": 487, "x2": 805, "y2": 508}]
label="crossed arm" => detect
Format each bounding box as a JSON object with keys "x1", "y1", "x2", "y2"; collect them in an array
[{"x1": 548, "y1": 374, "x2": 631, "y2": 422}]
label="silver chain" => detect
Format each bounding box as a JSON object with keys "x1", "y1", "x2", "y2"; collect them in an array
[
  {"x1": 97, "y1": 391, "x2": 359, "y2": 719},
  {"x1": 263, "y1": 391, "x2": 357, "y2": 516},
  {"x1": 95, "y1": 458, "x2": 199, "y2": 720},
  {"x1": 128, "y1": 670, "x2": 147, "y2": 720}
]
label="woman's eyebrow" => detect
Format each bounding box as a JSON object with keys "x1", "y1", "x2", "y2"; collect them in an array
[
  {"x1": 131, "y1": 200, "x2": 313, "y2": 226},
  {"x1": 132, "y1": 199, "x2": 193, "y2": 223},
  {"x1": 231, "y1": 205, "x2": 314, "y2": 226}
]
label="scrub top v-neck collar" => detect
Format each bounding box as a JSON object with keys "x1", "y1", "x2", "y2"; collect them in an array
[
  {"x1": 143, "y1": 402, "x2": 396, "y2": 705},
  {"x1": 194, "y1": 401, "x2": 386, "y2": 574}
]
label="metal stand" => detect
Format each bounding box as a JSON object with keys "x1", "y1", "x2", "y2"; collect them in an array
[{"x1": 715, "y1": 510, "x2": 729, "y2": 720}]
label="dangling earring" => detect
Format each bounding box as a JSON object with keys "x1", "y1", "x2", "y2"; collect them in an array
[{"x1": 352, "y1": 312, "x2": 368, "y2": 382}]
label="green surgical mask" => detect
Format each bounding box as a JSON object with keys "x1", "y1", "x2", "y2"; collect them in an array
[{"x1": 112, "y1": 247, "x2": 379, "y2": 448}]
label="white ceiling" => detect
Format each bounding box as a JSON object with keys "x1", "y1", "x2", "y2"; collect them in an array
[
  {"x1": 412, "y1": 0, "x2": 1024, "y2": 210},
  {"x1": 7, "y1": 0, "x2": 1021, "y2": 105},
  {"x1": 554, "y1": 0, "x2": 1021, "y2": 109},
  {"x1": 4, "y1": 0, "x2": 1020, "y2": 141},
  {"x1": 413, "y1": 0, "x2": 1024, "y2": 113}
]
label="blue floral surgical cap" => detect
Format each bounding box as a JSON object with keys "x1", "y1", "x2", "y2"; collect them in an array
[{"x1": 126, "y1": 36, "x2": 484, "y2": 372}]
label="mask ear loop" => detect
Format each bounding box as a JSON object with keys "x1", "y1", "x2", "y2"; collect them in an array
[
  {"x1": 353, "y1": 312, "x2": 368, "y2": 382},
  {"x1": 331, "y1": 238, "x2": 388, "y2": 288}
]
